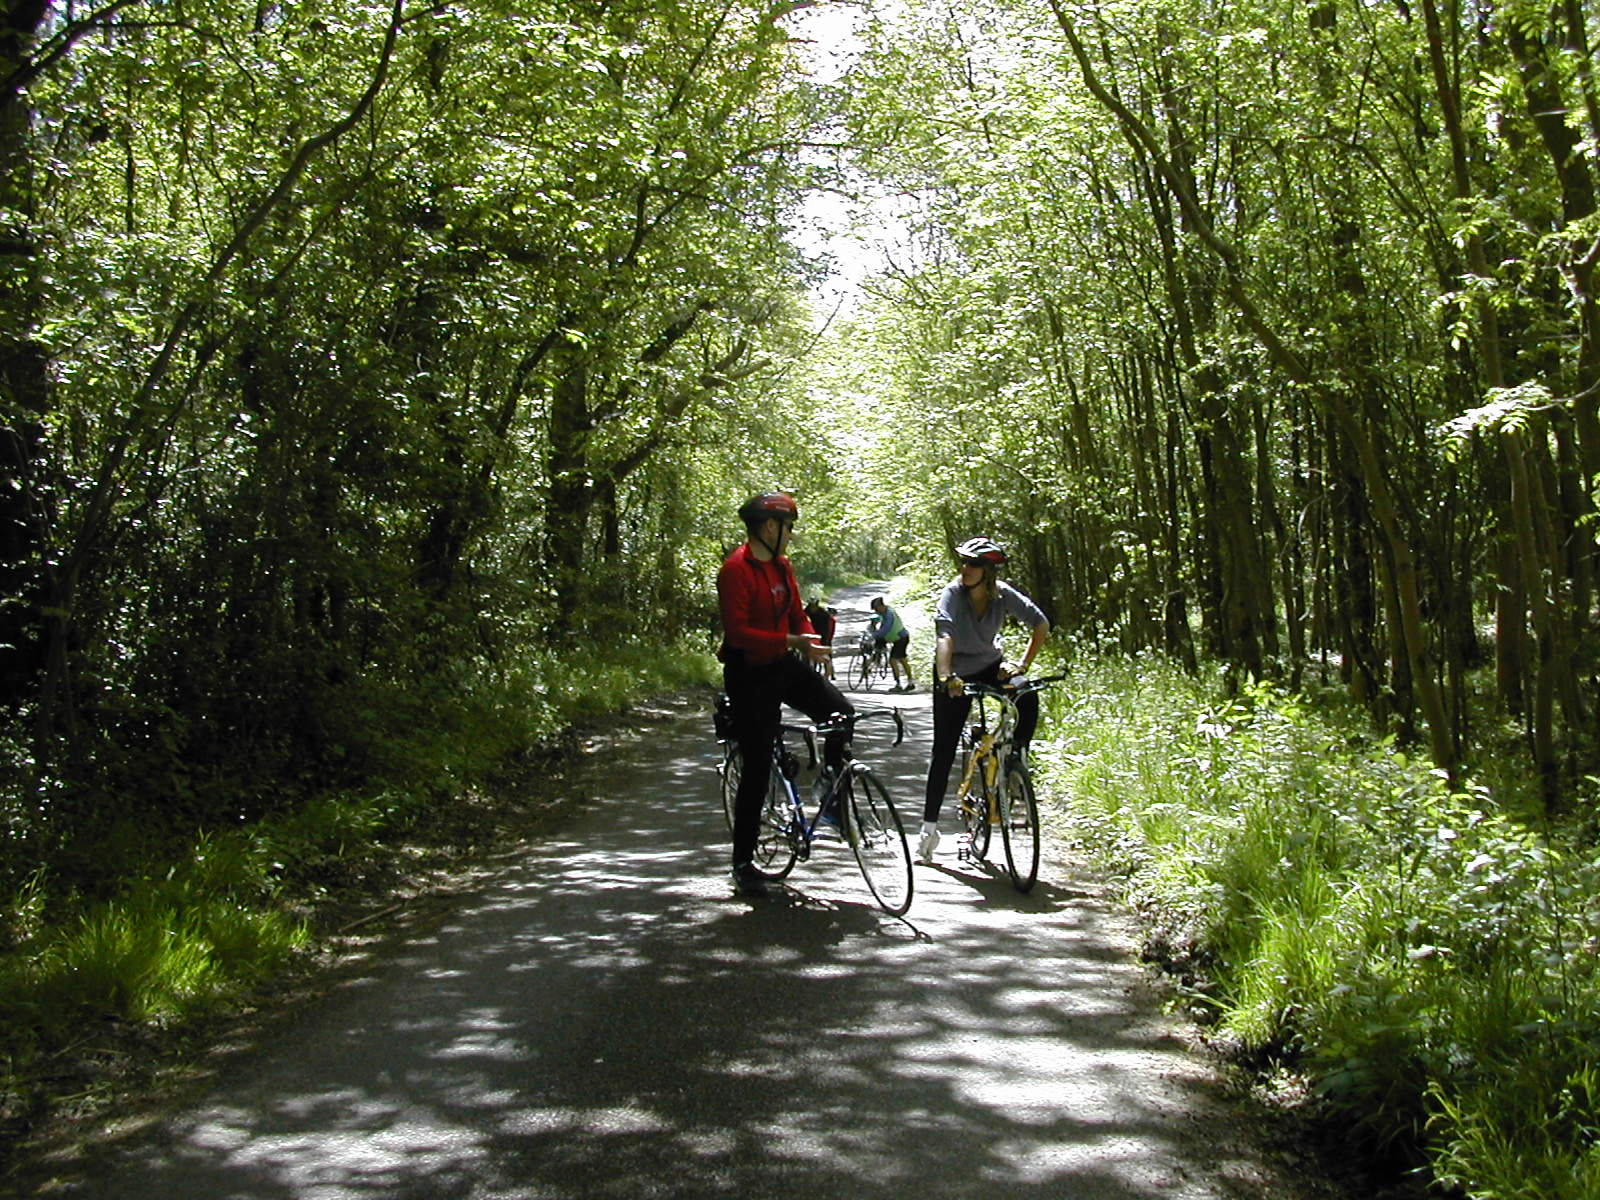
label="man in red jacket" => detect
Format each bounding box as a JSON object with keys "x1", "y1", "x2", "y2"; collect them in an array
[{"x1": 718, "y1": 491, "x2": 853, "y2": 897}]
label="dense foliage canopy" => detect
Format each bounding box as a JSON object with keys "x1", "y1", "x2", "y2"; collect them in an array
[
  {"x1": 5, "y1": 0, "x2": 1600, "y2": 864},
  {"x1": 6, "y1": 0, "x2": 1600, "y2": 881},
  {"x1": 826, "y1": 0, "x2": 1600, "y2": 808},
  {"x1": 0, "y1": 0, "x2": 891, "y2": 884},
  {"x1": 7, "y1": 1, "x2": 1600, "y2": 1193}
]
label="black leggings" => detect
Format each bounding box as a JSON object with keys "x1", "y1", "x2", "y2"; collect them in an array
[
  {"x1": 923, "y1": 663, "x2": 1038, "y2": 824},
  {"x1": 725, "y1": 652, "x2": 854, "y2": 868}
]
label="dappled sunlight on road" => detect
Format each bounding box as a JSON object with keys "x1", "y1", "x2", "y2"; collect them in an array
[{"x1": 48, "y1": 589, "x2": 1313, "y2": 1199}]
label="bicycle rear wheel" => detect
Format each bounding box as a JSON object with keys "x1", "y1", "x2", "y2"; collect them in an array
[
  {"x1": 1000, "y1": 761, "x2": 1040, "y2": 892},
  {"x1": 725, "y1": 745, "x2": 800, "y2": 878},
  {"x1": 845, "y1": 767, "x2": 913, "y2": 915},
  {"x1": 754, "y1": 773, "x2": 800, "y2": 879},
  {"x1": 719, "y1": 744, "x2": 738, "y2": 833},
  {"x1": 959, "y1": 744, "x2": 992, "y2": 861}
]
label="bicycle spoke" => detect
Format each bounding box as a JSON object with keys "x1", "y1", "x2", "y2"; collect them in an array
[
  {"x1": 845, "y1": 767, "x2": 913, "y2": 915},
  {"x1": 1000, "y1": 761, "x2": 1040, "y2": 892},
  {"x1": 753, "y1": 768, "x2": 800, "y2": 879},
  {"x1": 719, "y1": 744, "x2": 738, "y2": 834},
  {"x1": 960, "y1": 745, "x2": 992, "y2": 861}
]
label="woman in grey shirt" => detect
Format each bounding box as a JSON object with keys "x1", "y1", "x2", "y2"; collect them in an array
[{"x1": 919, "y1": 537, "x2": 1050, "y2": 865}]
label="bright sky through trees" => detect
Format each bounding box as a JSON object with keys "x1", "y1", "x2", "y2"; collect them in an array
[{"x1": 786, "y1": 0, "x2": 895, "y2": 323}]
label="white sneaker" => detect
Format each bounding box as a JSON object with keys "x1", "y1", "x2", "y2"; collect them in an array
[{"x1": 917, "y1": 826, "x2": 940, "y2": 864}]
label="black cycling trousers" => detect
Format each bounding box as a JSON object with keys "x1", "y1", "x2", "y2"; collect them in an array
[
  {"x1": 923, "y1": 663, "x2": 1038, "y2": 824},
  {"x1": 725, "y1": 652, "x2": 854, "y2": 869}
]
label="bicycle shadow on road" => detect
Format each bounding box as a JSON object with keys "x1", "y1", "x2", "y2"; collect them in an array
[
  {"x1": 918, "y1": 859, "x2": 1108, "y2": 914},
  {"x1": 729, "y1": 874, "x2": 936, "y2": 943}
]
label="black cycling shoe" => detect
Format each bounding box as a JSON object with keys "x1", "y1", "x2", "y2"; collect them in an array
[{"x1": 733, "y1": 863, "x2": 769, "y2": 898}]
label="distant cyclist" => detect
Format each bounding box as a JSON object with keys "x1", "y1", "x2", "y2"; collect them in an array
[
  {"x1": 918, "y1": 537, "x2": 1049, "y2": 864},
  {"x1": 717, "y1": 492, "x2": 853, "y2": 897},
  {"x1": 868, "y1": 596, "x2": 915, "y2": 693}
]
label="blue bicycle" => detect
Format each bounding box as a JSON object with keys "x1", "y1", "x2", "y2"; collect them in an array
[{"x1": 717, "y1": 706, "x2": 913, "y2": 915}]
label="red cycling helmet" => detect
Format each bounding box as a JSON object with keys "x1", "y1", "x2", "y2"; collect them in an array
[
  {"x1": 956, "y1": 536, "x2": 1007, "y2": 566},
  {"x1": 738, "y1": 491, "x2": 799, "y2": 527}
]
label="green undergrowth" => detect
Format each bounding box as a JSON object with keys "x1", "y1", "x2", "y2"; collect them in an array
[
  {"x1": 0, "y1": 637, "x2": 717, "y2": 1141},
  {"x1": 1036, "y1": 654, "x2": 1600, "y2": 1200}
]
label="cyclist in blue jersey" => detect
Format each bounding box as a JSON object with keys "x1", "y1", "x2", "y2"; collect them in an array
[{"x1": 868, "y1": 596, "x2": 915, "y2": 693}]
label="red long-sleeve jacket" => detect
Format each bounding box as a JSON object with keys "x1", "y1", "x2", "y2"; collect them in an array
[{"x1": 717, "y1": 542, "x2": 815, "y2": 667}]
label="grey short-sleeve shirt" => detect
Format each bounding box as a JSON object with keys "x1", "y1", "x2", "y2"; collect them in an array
[{"x1": 934, "y1": 579, "x2": 1048, "y2": 677}]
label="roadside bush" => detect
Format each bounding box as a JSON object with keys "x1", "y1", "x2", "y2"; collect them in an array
[{"x1": 1039, "y1": 655, "x2": 1600, "y2": 1200}]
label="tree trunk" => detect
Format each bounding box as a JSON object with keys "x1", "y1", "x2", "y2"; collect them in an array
[
  {"x1": 1139, "y1": 95, "x2": 1264, "y2": 677},
  {"x1": 1053, "y1": 2, "x2": 1459, "y2": 773},
  {"x1": 0, "y1": 0, "x2": 51, "y2": 712},
  {"x1": 545, "y1": 348, "x2": 594, "y2": 623}
]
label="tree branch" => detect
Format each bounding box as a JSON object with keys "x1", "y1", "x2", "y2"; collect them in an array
[{"x1": 66, "y1": 0, "x2": 412, "y2": 585}]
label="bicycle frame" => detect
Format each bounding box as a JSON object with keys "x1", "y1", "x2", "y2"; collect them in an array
[
  {"x1": 954, "y1": 688, "x2": 1021, "y2": 842},
  {"x1": 777, "y1": 708, "x2": 903, "y2": 854},
  {"x1": 851, "y1": 630, "x2": 890, "y2": 689},
  {"x1": 855, "y1": 629, "x2": 877, "y2": 661}
]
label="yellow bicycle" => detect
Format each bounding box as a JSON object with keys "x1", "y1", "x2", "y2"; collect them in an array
[{"x1": 954, "y1": 675, "x2": 1062, "y2": 892}]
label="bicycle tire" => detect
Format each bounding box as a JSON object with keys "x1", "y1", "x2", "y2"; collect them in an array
[
  {"x1": 1000, "y1": 761, "x2": 1040, "y2": 892},
  {"x1": 724, "y1": 743, "x2": 800, "y2": 878},
  {"x1": 959, "y1": 743, "x2": 992, "y2": 861},
  {"x1": 719, "y1": 743, "x2": 739, "y2": 834},
  {"x1": 845, "y1": 766, "x2": 913, "y2": 915},
  {"x1": 850, "y1": 648, "x2": 872, "y2": 691},
  {"x1": 754, "y1": 771, "x2": 800, "y2": 879}
]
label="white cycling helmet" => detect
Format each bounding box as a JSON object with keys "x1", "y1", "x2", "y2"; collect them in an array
[{"x1": 956, "y1": 536, "x2": 1007, "y2": 566}]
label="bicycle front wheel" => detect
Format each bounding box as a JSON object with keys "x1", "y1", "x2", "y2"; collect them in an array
[
  {"x1": 959, "y1": 745, "x2": 992, "y2": 861},
  {"x1": 850, "y1": 649, "x2": 872, "y2": 691},
  {"x1": 845, "y1": 767, "x2": 913, "y2": 915},
  {"x1": 1000, "y1": 761, "x2": 1040, "y2": 892}
]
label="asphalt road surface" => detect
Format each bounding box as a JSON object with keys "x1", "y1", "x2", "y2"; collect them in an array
[{"x1": 34, "y1": 585, "x2": 1336, "y2": 1200}]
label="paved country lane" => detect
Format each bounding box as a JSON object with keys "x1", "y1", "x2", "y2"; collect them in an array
[{"x1": 29, "y1": 586, "x2": 1342, "y2": 1200}]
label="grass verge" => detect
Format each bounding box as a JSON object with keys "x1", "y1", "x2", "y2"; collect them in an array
[
  {"x1": 0, "y1": 636, "x2": 719, "y2": 1168},
  {"x1": 1036, "y1": 654, "x2": 1600, "y2": 1200}
]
